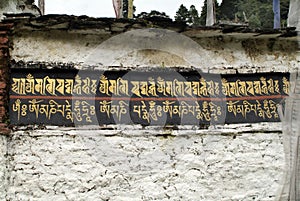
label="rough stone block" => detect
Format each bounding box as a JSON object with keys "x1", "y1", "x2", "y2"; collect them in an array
[
  {"x1": 0, "y1": 82, "x2": 6, "y2": 89},
  {"x1": 0, "y1": 37, "x2": 8, "y2": 45}
]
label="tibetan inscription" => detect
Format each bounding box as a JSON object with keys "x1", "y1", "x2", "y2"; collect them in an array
[{"x1": 9, "y1": 69, "x2": 290, "y2": 126}]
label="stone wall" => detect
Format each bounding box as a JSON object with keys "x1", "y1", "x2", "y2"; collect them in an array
[
  {"x1": 5, "y1": 124, "x2": 284, "y2": 201},
  {"x1": 0, "y1": 16, "x2": 299, "y2": 200},
  {"x1": 9, "y1": 16, "x2": 299, "y2": 73},
  {"x1": 0, "y1": 22, "x2": 12, "y2": 201},
  {"x1": 0, "y1": 23, "x2": 11, "y2": 134},
  {"x1": 0, "y1": 135, "x2": 8, "y2": 200}
]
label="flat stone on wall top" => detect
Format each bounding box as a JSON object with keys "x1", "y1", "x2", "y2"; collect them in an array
[{"x1": 5, "y1": 15, "x2": 298, "y2": 71}]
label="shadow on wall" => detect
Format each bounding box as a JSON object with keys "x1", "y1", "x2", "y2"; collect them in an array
[{"x1": 84, "y1": 28, "x2": 213, "y2": 70}]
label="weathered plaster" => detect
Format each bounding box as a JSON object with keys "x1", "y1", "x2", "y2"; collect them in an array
[
  {"x1": 1, "y1": 16, "x2": 299, "y2": 201},
  {"x1": 0, "y1": 135, "x2": 8, "y2": 200},
  {"x1": 5, "y1": 123, "x2": 285, "y2": 201},
  {"x1": 9, "y1": 16, "x2": 299, "y2": 73}
]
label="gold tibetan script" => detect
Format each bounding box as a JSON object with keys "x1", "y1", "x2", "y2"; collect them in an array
[
  {"x1": 10, "y1": 71, "x2": 290, "y2": 125},
  {"x1": 11, "y1": 74, "x2": 289, "y2": 98}
]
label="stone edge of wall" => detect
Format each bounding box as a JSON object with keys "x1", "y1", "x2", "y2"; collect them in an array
[
  {"x1": 0, "y1": 22, "x2": 12, "y2": 135},
  {"x1": 11, "y1": 122, "x2": 283, "y2": 137}
]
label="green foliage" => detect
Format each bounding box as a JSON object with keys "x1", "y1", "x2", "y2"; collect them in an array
[
  {"x1": 188, "y1": 5, "x2": 201, "y2": 25},
  {"x1": 172, "y1": 0, "x2": 290, "y2": 28},
  {"x1": 122, "y1": 0, "x2": 129, "y2": 18},
  {"x1": 248, "y1": 14, "x2": 261, "y2": 28},
  {"x1": 218, "y1": 0, "x2": 290, "y2": 29},
  {"x1": 136, "y1": 10, "x2": 170, "y2": 19},
  {"x1": 219, "y1": 0, "x2": 238, "y2": 20},
  {"x1": 174, "y1": 4, "x2": 202, "y2": 25},
  {"x1": 175, "y1": 4, "x2": 190, "y2": 22},
  {"x1": 199, "y1": 0, "x2": 208, "y2": 25},
  {"x1": 280, "y1": 0, "x2": 290, "y2": 27}
]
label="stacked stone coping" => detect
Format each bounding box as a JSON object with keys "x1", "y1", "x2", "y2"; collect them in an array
[
  {"x1": 3, "y1": 15, "x2": 297, "y2": 75},
  {"x1": 10, "y1": 61, "x2": 297, "y2": 74}
]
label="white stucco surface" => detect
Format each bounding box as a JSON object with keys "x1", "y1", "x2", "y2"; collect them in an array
[
  {"x1": 0, "y1": 135, "x2": 8, "y2": 200},
  {"x1": 2, "y1": 18, "x2": 299, "y2": 200},
  {"x1": 1, "y1": 123, "x2": 285, "y2": 201},
  {"x1": 10, "y1": 28, "x2": 299, "y2": 72}
]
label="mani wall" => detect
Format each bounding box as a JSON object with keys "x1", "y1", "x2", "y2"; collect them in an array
[{"x1": 0, "y1": 15, "x2": 299, "y2": 200}]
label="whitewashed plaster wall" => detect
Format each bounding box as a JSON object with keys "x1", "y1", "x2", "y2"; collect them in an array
[
  {"x1": 1, "y1": 19, "x2": 299, "y2": 200},
  {"x1": 10, "y1": 27, "x2": 299, "y2": 73},
  {"x1": 3, "y1": 124, "x2": 285, "y2": 201},
  {"x1": 0, "y1": 135, "x2": 8, "y2": 200}
]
